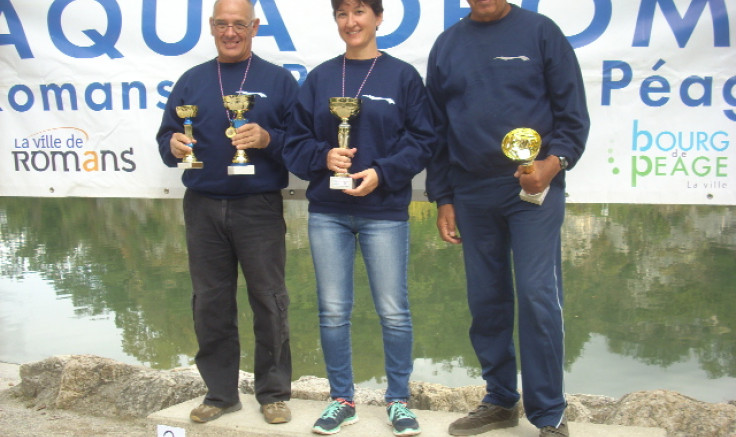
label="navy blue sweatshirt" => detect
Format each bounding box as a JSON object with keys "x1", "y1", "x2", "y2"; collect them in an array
[
  {"x1": 283, "y1": 52, "x2": 435, "y2": 221},
  {"x1": 425, "y1": 5, "x2": 590, "y2": 205},
  {"x1": 157, "y1": 54, "x2": 298, "y2": 198}
]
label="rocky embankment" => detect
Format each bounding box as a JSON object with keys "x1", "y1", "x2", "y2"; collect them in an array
[{"x1": 2, "y1": 355, "x2": 735, "y2": 437}]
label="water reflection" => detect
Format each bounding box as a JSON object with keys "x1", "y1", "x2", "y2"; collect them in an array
[{"x1": 0, "y1": 197, "x2": 734, "y2": 403}]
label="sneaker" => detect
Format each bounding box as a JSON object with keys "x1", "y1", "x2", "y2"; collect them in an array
[
  {"x1": 260, "y1": 401, "x2": 291, "y2": 424},
  {"x1": 387, "y1": 401, "x2": 421, "y2": 436},
  {"x1": 189, "y1": 401, "x2": 242, "y2": 423},
  {"x1": 539, "y1": 418, "x2": 569, "y2": 437},
  {"x1": 448, "y1": 402, "x2": 519, "y2": 436},
  {"x1": 312, "y1": 398, "x2": 358, "y2": 435}
]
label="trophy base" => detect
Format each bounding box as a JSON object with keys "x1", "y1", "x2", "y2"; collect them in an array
[
  {"x1": 228, "y1": 164, "x2": 255, "y2": 175},
  {"x1": 178, "y1": 162, "x2": 203, "y2": 169},
  {"x1": 519, "y1": 186, "x2": 549, "y2": 205},
  {"x1": 330, "y1": 176, "x2": 356, "y2": 190}
]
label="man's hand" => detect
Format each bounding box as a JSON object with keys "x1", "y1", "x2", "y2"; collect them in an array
[
  {"x1": 231, "y1": 123, "x2": 271, "y2": 149},
  {"x1": 514, "y1": 155, "x2": 561, "y2": 195},
  {"x1": 437, "y1": 203, "x2": 462, "y2": 244},
  {"x1": 170, "y1": 132, "x2": 195, "y2": 159}
]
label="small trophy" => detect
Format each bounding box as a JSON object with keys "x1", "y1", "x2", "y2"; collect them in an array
[
  {"x1": 502, "y1": 127, "x2": 548, "y2": 205},
  {"x1": 329, "y1": 97, "x2": 361, "y2": 190},
  {"x1": 223, "y1": 94, "x2": 255, "y2": 175},
  {"x1": 176, "y1": 105, "x2": 203, "y2": 169}
]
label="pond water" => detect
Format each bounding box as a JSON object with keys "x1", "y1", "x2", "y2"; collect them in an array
[{"x1": 0, "y1": 197, "x2": 734, "y2": 403}]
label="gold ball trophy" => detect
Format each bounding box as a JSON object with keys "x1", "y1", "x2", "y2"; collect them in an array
[
  {"x1": 328, "y1": 97, "x2": 361, "y2": 190},
  {"x1": 223, "y1": 94, "x2": 255, "y2": 176},
  {"x1": 176, "y1": 105, "x2": 203, "y2": 169},
  {"x1": 501, "y1": 127, "x2": 548, "y2": 205}
]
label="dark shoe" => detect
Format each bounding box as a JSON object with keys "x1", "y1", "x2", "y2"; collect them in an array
[
  {"x1": 312, "y1": 398, "x2": 358, "y2": 435},
  {"x1": 261, "y1": 401, "x2": 291, "y2": 424},
  {"x1": 448, "y1": 402, "x2": 519, "y2": 436},
  {"x1": 387, "y1": 401, "x2": 421, "y2": 436},
  {"x1": 539, "y1": 418, "x2": 569, "y2": 437},
  {"x1": 189, "y1": 401, "x2": 242, "y2": 423}
]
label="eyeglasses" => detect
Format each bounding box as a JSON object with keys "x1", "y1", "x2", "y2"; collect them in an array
[{"x1": 213, "y1": 20, "x2": 253, "y2": 34}]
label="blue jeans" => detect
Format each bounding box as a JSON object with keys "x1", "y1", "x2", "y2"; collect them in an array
[{"x1": 308, "y1": 212, "x2": 413, "y2": 403}]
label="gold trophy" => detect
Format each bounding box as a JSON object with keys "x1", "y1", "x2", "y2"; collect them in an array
[
  {"x1": 176, "y1": 105, "x2": 203, "y2": 169},
  {"x1": 329, "y1": 97, "x2": 361, "y2": 190},
  {"x1": 223, "y1": 94, "x2": 255, "y2": 175},
  {"x1": 502, "y1": 127, "x2": 548, "y2": 205}
]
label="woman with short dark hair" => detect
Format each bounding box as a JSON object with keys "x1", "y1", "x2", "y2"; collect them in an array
[{"x1": 283, "y1": 1, "x2": 434, "y2": 435}]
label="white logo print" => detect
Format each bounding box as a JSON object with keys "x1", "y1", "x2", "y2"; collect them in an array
[
  {"x1": 238, "y1": 91, "x2": 268, "y2": 98},
  {"x1": 362, "y1": 95, "x2": 396, "y2": 105},
  {"x1": 494, "y1": 56, "x2": 530, "y2": 62}
]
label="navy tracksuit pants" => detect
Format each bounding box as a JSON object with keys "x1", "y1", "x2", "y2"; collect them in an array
[{"x1": 453, "y1": 174, "x2": 566, "y2": 429}]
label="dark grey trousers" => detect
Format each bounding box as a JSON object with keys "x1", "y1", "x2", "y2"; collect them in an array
[{"x1": 183, "y1": 189, "x2": 291, "y2": 407}]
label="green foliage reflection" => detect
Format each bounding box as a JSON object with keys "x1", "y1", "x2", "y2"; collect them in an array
[{"x1": 0, "y1": 198, "x2": 734, "y2": 386}]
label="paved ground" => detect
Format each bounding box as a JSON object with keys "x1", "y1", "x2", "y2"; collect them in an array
[
  {"x1": 149, "y1": 395, "x2": 666, "y2": 437},
  {"x1": 1, "y1": 362, "x2": 667, "y2": 437}
]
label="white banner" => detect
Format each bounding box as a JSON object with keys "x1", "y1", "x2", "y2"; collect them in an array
[{"x1": 1, "y1": 0, "x2": 734, "y2": 204}]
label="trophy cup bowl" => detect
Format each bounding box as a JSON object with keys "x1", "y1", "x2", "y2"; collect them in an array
[
  {"x1": 328, "y1": 97, "x2": 361, "y2": 190},
  {"x1": 223, "y1": 94, "x2": 255, "y2": 175},
  {"x1": 502, "y1": 127, "x2": 548, "y2": 205},
  {"x1": 176, "y1": 105, "x2": 198, "y2": 119},
  {"x1": 502, "y1": 127, "x2": 541, "y2": 171},
  {"x1": 175, "y1": 105, "x2": 203, "y2": 169},
  {"x1": 329, "y1": 97, "x2": 361, "y2": 121}
]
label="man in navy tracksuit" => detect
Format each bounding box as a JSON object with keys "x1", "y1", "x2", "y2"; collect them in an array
[{"x1": 425, "y1": 1, "x2": 590, "y2": 436}]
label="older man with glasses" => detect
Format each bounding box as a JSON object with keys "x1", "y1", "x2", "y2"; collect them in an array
[{"x1": 156, "y1": 0, "x2": 298, "y2": 425}]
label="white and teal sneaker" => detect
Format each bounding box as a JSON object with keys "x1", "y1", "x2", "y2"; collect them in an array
[
  {"x1": 387, "y1": 401, "x2": 421, "y2": 436},
  {"x1": 312, "y1": 398, "x2": 358, "y2": 435}
]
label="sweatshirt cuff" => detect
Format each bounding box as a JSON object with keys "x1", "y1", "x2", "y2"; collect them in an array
[{"x1": 436, "y1": 196, "x2": 453, "y2": 207}]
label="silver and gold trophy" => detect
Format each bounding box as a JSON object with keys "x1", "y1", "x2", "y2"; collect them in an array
[
  {"x1": 502, "y1": 127, "x2": 548, "y2": 205},
  {"x1": 223, "y1": 94, "x2": 255, "y2": 175},
  {"x1": 176, "y1": 105, "x2": 203, "y2": 169},
  {"x1": 328, "y1": 97, "x2": 361, "y2": 190}
]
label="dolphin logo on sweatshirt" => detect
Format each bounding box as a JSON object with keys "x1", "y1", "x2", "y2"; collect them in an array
[
  {"x1": 494, "y1": 56, "x2": 530, "y2": 62},
  {"x1": 362, "y1": 95, "x2": 396, "y2": 105},
  {"x1": 238, "y1": 91, "x2": 268, "y2": 98}
]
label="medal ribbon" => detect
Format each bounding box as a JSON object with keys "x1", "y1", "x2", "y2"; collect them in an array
[
  {"x1": 342, "y1": 54, "x2": 379, "y2": 98},
  {"x1": 217, "y1": 56, "x2": 252, "y2": 134}
]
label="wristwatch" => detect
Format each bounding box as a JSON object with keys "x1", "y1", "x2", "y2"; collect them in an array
[{"x1": 558, "y1": 156, "x2": 569, "y2": 171}]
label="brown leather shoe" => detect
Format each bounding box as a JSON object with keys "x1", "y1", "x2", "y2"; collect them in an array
[
  {"x1": 539, "y1": 418, "x2": 569, "y2": 437},
  {"x1": 189, "y1": 401, "x2": 242, "y2": 423},
  {"x1": 448, "y1": 402, "x2": 519, "y2": 436},
  {"x1": 260, "y1": 401, "x2": 292, "y2": 424}
]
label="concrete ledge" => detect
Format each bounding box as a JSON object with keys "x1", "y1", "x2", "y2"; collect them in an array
[{"x1": 147, "y1": 394, "x2": 667, "y2": 437}]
